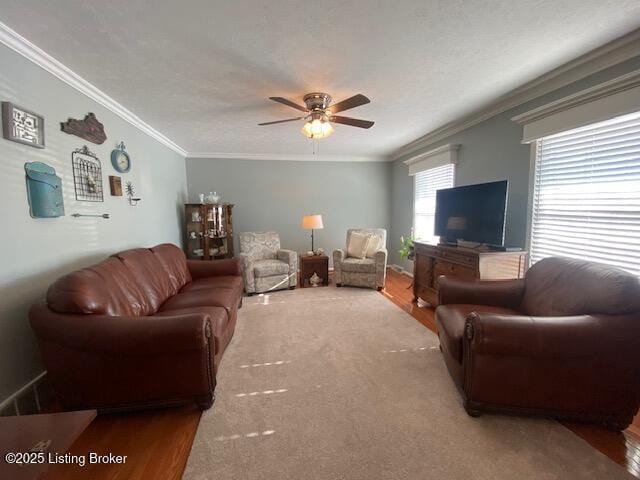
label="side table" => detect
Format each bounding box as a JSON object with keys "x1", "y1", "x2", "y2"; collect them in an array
[
  {"x1": 299, "y1": 254, "x2": 329, "y2": 287},
  {"x1": 0, "y1": 410, "x2": 96, "y2": 480}
]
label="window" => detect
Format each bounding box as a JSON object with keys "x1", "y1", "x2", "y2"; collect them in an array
[
  {"x1": 530, "y1": 110, "x2": 640, "y2": 275},
  {"x1": 414, "y1": 164, "x2": 455, "y2": 243}
]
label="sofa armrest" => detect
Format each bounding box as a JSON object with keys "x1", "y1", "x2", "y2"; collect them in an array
[
  {"x1": 333, "y1": 248, "x2": 346, "y2": 264},
  {"x1": 29, "y1": 303, "x2": 212, "y2": 356},
  {"x1": 465, "y1": 312, "x2": 638, "y2": 358},
  {"x1": 187, "y1": 258, "x2": 242, "y2": 279},
  {"x1": 438, "y1": 277, "x2": 525, "y2": 309}
]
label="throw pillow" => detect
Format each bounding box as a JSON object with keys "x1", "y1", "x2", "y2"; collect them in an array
[
  {"x1": 347, "y1": 232, "x2": 372, "y2": 259},
  {"x1": 365, "y1": 234, "x2": 382, "y2": 258}
]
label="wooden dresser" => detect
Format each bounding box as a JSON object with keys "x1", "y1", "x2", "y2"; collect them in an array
[{"x1": 412, "y1": 242, "x2": 528, "y2": 306}]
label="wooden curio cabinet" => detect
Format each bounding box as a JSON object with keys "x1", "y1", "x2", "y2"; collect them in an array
[{"x1": 184, "y1": 203, "x2": 234, "y2": 260}]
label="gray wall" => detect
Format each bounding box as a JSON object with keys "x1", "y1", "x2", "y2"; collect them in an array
[
  {"x1": 390, "y1": 54, "x2": 640, "y2": 270},
  {"x1": 0, "y1": 43, "x2": 187, "y2": 402},
  {"x1": 185, "y1": 158, "x2": 391, "y2": 262}
]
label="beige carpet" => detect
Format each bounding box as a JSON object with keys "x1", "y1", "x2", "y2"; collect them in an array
[{"x1": 184, "y1": 286, "x2": 632, "y2": 480}]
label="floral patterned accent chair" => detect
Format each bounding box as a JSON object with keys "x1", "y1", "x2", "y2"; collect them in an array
[
  {"x1": 333, "y1": 228, "x2": 387, "y2": 290},
  {"x1": 238, "y1": 231, "x2": 298, "y2": 295}
]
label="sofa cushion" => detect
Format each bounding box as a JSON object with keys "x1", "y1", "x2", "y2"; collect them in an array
[
  {"x1": 181, "y1": 276, "x2": 244, "y2": 297},
  {"x1": 159, "y1": 287, "x2": 238, "y2": 315},
  {"x1": 341, "y1": 257, "x2": 376, "y2": 273},
  {"x1": 253, "y1": 259, "x2": 289, "y2": 277},
  {"x1": 436, "y1": 304, "x2": 519, "y2": 363},
  {"x1": 47, "y1": 257, "x2": 152, "y2": 316},
  {"x1": 521, "y1": 257, "x2": 640, "y2": 317},
  {"x1": 111, "y1": 248, "x2": 175, "y2": 313},
  {"x1": 150, "y1": 244, "x2": 192, "y2": 293}
]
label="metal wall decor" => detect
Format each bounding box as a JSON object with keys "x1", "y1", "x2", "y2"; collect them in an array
[
  {"x1": 72, "y1": 146, "x2": 104, "y2": 202},
  {"x1": 2, "y1": 102, "x2": 45, "y2": 149},
  {"x1": 24, "y1": 162, "x2": 64, "y2": 218},
  {"x1": 61, "y1": 112, "x2": 107, "y2": 144},
  {"x1": 125, "y1": 181, "x2": 141, "y2": 206}
]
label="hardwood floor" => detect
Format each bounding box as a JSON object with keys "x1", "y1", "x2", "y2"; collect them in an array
[{"x1": 50, "y1": 268, "x2": 640, "y2": 479}]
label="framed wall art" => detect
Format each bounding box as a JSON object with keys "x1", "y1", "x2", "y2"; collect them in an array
[
  {"x1": 2, "y1": 102, "x2": 45, "y2": 149},
  {"x1": 109, "y1": 175, "x2": 123, "y2": 196},
  {"x1": 72, "y1": 145, "x2": 104, "y2": 202}
]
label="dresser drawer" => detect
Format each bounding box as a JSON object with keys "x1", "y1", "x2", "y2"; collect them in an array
[
  {"x1": 437, "y1": 249, "x2": 477, "y2": 267},
  {"x1": 434, "y1": 259, "x2": 477, "y2": 282}
]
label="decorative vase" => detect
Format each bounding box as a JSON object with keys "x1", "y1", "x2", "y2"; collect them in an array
[
  {"x1": 310, "y1": 272, "x2": 321, "y2": 287},
  {"x1": 205, "y1": 191, "x2": 221, "y2": 204}
]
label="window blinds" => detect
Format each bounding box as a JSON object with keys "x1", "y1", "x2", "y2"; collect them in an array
[
  {"x1": 530, "y1": 110, "x2": 640, "y2": 275},
  {"x1": 414, "y1": 164, "x2": 455, "y2": 243}
]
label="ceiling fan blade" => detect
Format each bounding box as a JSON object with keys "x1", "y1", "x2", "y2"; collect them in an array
[
  {"x1": 328, "y1": 94, "x2": 370, "y2": 113},
  {"x1": 258, "y1": 117, "x2": 304, "y2": 126},
  {"x1": 330, "y1": 115, "x2": 374, "y2": 129},
  {"x1": 269, "y1": 97, "x2": 308, "y2": 112}
]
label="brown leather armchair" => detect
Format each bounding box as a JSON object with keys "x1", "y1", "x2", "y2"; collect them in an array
[{"x1": 435, "y1": 256, "x2": 640, "y2": 430}]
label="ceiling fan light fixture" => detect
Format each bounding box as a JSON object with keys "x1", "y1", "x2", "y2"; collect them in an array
[{"x1": 301, "y1": 118, "x2": 333, "y2": 139}]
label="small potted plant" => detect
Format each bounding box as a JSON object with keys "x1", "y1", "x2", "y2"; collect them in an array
[{"x1": 399, "y1": 234, "x2": 415, "y2": 261}]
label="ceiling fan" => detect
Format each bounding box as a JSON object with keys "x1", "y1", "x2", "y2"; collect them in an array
[{"x1": 258, "y1": 93, "x2": 374, "y2": 139}]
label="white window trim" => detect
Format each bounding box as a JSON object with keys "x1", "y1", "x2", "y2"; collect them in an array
[
  {"x1": 512, "y1": 69, "x2": 640, "y2": 144},
  {"x1": 403, "y1": 144, "x2": 459, "y2": 175},
  {"x1": 524, "y1": 142, "x2": 537, "y2": 257}
]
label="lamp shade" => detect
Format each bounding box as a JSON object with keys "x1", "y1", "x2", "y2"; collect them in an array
[{"x1": 302, "y1": 214, "x2": 324, "y2": 230}]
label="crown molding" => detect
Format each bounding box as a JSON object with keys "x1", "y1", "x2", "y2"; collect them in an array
[
  {"x1": 187, "y1": 152, "x2": 390, "y2": 162},
  {"x1": 402, "y1": 143, "x2": 459, "y2": 165},
  {"x1": 511, "y1": 68, "x2": 640, "y2": 125},
  {"x1": 391, "y1": 29, "x2": 640, "y2": 161},
  {"x1": 0, "y1": 21, "x2": 187, "y2": 157}
]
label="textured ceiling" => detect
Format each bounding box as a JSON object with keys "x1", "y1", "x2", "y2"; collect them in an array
[{"x1": 1, "y1": 0, "x2": 639, "y2": 158}]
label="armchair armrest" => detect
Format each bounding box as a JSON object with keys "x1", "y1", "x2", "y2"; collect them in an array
[
  {"x1": 374, "y1": 248, "x2": 388, "y2": 264},
  {"x1": 277, "y1": 249, "x2": 297, "y2": 268},
  {"x1": 438, "y1": 277, "x2": 525, "y2": 310},
  {"x1": 29, "y1": 303, "x2": 212, "y2": 356},
  {"x1": 333, "y1": 248, "x2": 346, "y2": 263},
  {"x1": 187, "y1": 258, "x2": 242, "y2": 279},
  {"x1": 465, "y1": 312, "x2": 638, "y2": 358}
]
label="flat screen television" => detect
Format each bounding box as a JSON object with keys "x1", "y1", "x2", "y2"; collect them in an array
[{"x1": 434, "y1": 180, "x2": 508, "y2": 246}]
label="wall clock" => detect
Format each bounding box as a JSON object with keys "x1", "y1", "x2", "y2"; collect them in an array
[{"x1": 111, "y1": 141, "x2": 131, "y2": 173}]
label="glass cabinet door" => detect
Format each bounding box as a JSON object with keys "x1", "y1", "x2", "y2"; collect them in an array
[
  {"x1": 185, "y1": 205, "x2": 205, "y2": 259},
  {"x1": 205, "y1": 205, "x2": 228, "y2": 259}
]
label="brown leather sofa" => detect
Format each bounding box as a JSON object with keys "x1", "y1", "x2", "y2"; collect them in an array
[
  {"x1": 435, "y1": 256, "x2": 640, "y2": 430},
  {"x1": 29, "y1": 243, "x2": 243, "y2": 412}
]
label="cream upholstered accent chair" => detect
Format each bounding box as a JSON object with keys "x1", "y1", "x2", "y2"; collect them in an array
[
  {"x1": 333, "y1": 228, "x2": 387, "y2": 290},
  {"x1": 238, "y1": 231, "x2": 297, "y2": 295}
]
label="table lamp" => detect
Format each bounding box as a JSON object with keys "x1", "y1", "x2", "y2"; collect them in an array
[{"x1": 302, "y1": 214, "x2": 324, "y2": 252}]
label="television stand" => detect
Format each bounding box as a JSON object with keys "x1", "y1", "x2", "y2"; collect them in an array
[{"x1": 412, "y1": 242, "x2": 528, "y2": 306}]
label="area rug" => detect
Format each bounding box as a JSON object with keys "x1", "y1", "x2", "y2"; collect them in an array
[{"x1": 184, "y1": 286, "x2": 632, "y2": 479}]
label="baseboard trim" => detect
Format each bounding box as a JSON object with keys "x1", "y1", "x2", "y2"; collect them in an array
[
  {"x1": 389, "y1": 264, "x2": 413, "y2": 277},
  {"x1": 0, "y1": 371, "x2": 48, "y2": 416}
]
